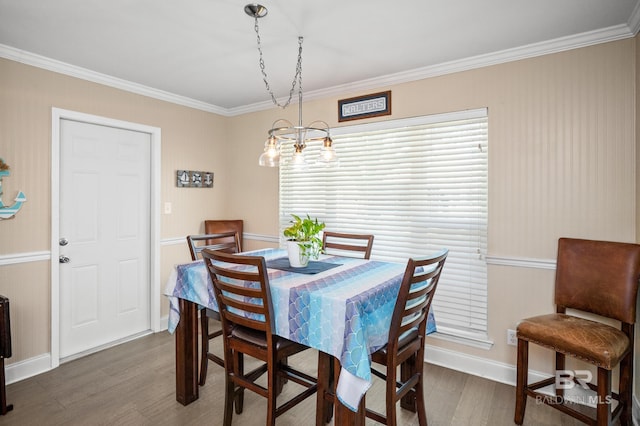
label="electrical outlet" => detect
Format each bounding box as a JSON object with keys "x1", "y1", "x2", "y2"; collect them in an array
[{"x1": 507, "y1": 329, "x2": 517, "y2": 346}]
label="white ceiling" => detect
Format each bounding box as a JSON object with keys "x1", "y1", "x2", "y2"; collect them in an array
[{"x1": 1, "y1": 1, "x2": 639, "y2": 115}]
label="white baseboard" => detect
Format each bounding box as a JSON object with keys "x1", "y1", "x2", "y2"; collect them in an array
[
  {"x1": 5, "y1": 353, "x2": 52, "y2": 385},
  {"x1": 159, "y1": 314, "x2": 168, "y2": 331},
  {"x1": 425, "y1": 343, "x2": 548, "y2": 387},
  {"x1": 634, "y1": 394, "x2": 639, "y2": 426}
]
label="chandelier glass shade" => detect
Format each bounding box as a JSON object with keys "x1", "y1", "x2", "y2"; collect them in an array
[
  {"x1": 246, "y1": 4, "x2": 338, "y2": 168},
  {"x1": 258, "y1": 119, "x2": 338, "y2": 168}
]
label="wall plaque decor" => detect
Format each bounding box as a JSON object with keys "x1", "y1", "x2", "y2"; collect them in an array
[
  {"x1": 338, "y1": 90, "x2": 391, "y2": 122},
  {"x1": 0, "y1": 158, "x2": 26, "y2": 220},
  {"x1": 177, "y1": 170, "x2": 213, "y2": 188}
]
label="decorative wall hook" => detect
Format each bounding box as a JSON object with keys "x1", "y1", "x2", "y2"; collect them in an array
[{"x1": 0, "y1": 159, "x2": 26, "y2": 220}]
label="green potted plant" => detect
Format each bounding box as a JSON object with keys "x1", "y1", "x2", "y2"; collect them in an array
[{"x1": 283, "y1": 214, "x2": 325, "y2": 267}]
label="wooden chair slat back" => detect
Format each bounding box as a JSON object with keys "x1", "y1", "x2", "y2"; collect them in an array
[
  {"x1": 186, "y1": 232, "x2": 240, "y2": 261},
  {"x1": 390, "y1": 249, "x2": 448, "y2": 348},
  {"x1": 322, "y1": 231, "x2": 374, "y2": 259},
  {"x1": 201, "y1": 249, "x2": 274, "y2": 334},
  {"x1": 204, "y1": 219, "x2": 243, "y2": 252}
]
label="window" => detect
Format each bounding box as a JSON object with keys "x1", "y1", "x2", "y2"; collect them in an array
[{"x1": 279, "y1": 108, "x2": 488, "y2": 344}]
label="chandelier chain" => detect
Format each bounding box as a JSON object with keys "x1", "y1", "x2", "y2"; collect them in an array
[{"x1": 253, "y1": 17, "x2": 303, "y2": 109}]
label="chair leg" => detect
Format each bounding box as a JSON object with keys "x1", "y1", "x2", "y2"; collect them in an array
[
  {"x1": 277, "y1": 357, "x2": 289, "y2": 393},
  {"x1": 555, "y1": 351, "x2": 565, "y2": 400},
  {"x1": 235, "y1": 352, "x2": 244, "y2": 414},
  {"x1": 514, "y1": 338, "x2": 528, "y2": 425},
  {"x1": 199, "y1": 312, "x2": 209, "y2": 386},
  {"x1": 400, "y1": 354, "x2": 417, "y2": 412},
  {"x1": 596, "y1": 367, "x2": 611, "y2": 426},
  {"x1": 223, "y1": 360, "x2": 235, "y2": 426},
  {"x1": 414, "y1": 363, "x2": 428, "y2": 426},
  {"x1": 386, "y1": 360, "x2": 398, "y2": 426},
  {"x1": 267, "y1": 352, "x2": 277, "y2": 426},
  {"x1": 619, "y1": 351, "x2": 633, "y2": 426}
]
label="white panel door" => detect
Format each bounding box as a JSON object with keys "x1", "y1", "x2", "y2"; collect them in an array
[{"x1": 59, "y1": 119, "x2": 151, "y2": 359}]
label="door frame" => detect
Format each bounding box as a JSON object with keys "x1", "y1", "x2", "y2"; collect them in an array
[{"x1": 50, "y1": 107, "x2": 162, "y2": 368}]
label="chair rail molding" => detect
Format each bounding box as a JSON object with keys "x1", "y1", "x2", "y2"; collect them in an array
[
  {"x1": 161, "y1": 232, "x2": 278, "y2": 246},
  {"x1": 485, "y1": 255, "x2": 556, "y2": 270},
  {"x1": 0, "y1": 251, "x2": 50, "y2": 266}
]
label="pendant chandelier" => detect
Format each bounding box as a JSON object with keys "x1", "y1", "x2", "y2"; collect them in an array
[{"x1": 244, "y1": 4, "x2": 338, "y2": 168}]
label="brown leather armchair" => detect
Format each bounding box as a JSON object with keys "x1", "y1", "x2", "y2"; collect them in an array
[{"x1": 515, "y1": 237, "x2": 640, "y2": 426}]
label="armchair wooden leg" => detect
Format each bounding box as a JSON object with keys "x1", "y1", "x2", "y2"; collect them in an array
[
  {"x1": 596, "y1": 368, "x2": 611, "y2": 426},
  {"x1": 514, "y1": 338, "x2": 528, "y2": 425},
  {"x1": 619, "y1": 351, "x2": 632, "y2": 426},
  {"x1": 555, "y1": 351, "x2": 565, "y2": 400}
]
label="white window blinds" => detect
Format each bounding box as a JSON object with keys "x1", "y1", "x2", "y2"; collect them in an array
[{"x1": 279, "y1": 108, "x2": 488, "y2": 341}]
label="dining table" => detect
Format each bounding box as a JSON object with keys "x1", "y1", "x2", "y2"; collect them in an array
[{"x1": 164, "y1": 247, "x2": 436, "y2": 425}]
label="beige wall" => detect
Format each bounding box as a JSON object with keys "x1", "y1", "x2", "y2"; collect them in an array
[{"x1": 0, "y1": 36, "x2": 638, "y2": 395}]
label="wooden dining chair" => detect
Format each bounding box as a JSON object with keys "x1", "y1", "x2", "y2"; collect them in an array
[
  {"x1": 201, "y1": 249, "x2": 317, "y2": 426},
  {"x1": 515, "y1": 238, "x2": 640, "y2": 426},
  {"x1": 322, "y1": 231, "x2": 374, "y2": 259},
  {"x1": 186, "y1": 231, "x2": 241, "y2": 385},
  {"x1": 365, "y1": 249, "x2": 448, "y2": 426},
  {"x1": 205, "y1": 219, "x2": 244, "y2": 252}
]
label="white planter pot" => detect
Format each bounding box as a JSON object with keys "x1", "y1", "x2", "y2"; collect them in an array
[{"x1": 287, "y1": 241, "x2": 309, "y2": 267}]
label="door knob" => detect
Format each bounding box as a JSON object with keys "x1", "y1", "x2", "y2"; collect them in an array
[
  {"x1": 59, "y1": 237, "x2": 69, "y2": 246},
  {"x1": 59, "y1": 255, "x2": 70, "y2": 264}
]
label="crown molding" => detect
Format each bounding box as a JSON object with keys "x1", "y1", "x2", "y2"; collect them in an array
[
  {"x1": 629, "y1": 0, "x2": 640, "y2": 35},
  {"x1": 1, "y1": 21, "x2": 635, "y2": 118},
  {"x1": 0, "y1": 44, "x2": 229, "y2": 116},
  {"x1": 232, "y1": 23, "x2": 635, "y2": 115}
]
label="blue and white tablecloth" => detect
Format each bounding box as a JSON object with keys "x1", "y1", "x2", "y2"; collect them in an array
[{"x1": 164, "y1": 248, "x2": 436, "y2": 411}]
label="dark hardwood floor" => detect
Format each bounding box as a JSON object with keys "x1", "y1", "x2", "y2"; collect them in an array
[{"x1": 3, "y1": 331, "x2": 596, "y2": 425}]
